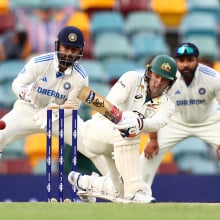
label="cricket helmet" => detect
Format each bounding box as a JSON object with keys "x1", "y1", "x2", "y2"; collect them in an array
[
  {"x1": 149, "y1": 54, "x2": 177, "y2": 81},
  {"x1": 57, "y1": 26, "x2": 84, "y2": 48},
  {"x1": 55, "y1": 26, "x2": 85, "y2": 67}
]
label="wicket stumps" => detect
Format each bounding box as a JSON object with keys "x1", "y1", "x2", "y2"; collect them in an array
[{"x1": 46, "y1": 105, "x2": 77, "y2": 202}]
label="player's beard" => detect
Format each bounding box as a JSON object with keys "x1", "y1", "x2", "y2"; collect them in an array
[
  {"x1": 58, "y1": 52, "x2": 81, "y2": 68},
  {"x1": 59, "y1": 59, "x2": 73, "y2": 68},
  {"x1": 59, "y1": 54, "x2": 75, "y2": 67},
  {"x1": 179, "y1": 65, "x2": 197, "y2": 80}
]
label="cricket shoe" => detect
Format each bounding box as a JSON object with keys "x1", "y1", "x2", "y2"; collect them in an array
[
  {"x1": 131, "y1": 191, "x2": 156, "y2": 203},
  {"x1": 76, "y1": 191, "x2": 156, "y2": 204},
  {"x1": 68, "y1": 171, "x2": 124, "y2": 203},
  {"x1": 68, "y1": 171, "x2": 96, "y2": 202}
]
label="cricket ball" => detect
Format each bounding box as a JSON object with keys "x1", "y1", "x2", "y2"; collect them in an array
[{"x1": 0, "y1": 120, "x2": 6, "y2": 130}]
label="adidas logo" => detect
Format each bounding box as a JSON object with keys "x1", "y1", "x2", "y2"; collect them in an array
[
  {"x1": 174, "y1": 90, "x2": 181, "y2": 95},
  {"x1": 41, "y1": 77, "x2": 47, "y2": 82}
]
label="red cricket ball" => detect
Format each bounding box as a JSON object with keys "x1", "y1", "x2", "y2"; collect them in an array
[{"x1": 0, "y1": 120, "x2": 6, "y2": 130}]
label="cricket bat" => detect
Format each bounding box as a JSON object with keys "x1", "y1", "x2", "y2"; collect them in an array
[{"x1": 78, "y1": 85, "x2": 122, "y2": 124}]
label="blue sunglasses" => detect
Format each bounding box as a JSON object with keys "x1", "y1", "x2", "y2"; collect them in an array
[{"x1": 177, "y1": 45, "x2": 195, "y2": 55}]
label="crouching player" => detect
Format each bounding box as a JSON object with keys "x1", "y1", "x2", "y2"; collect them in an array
[
  {"x1": 0, "y1": 26, "x2": 108, "y2": 175},
  {"x1": 68, "y1": 54, "x2": 177, "y2": 203}
]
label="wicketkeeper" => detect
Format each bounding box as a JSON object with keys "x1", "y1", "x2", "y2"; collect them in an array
[{"x1": 0, "y1": 26, "x2": 107, "y2": 175}]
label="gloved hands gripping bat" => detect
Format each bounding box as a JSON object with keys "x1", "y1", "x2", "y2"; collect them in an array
[
  {"x1": 78, "y1": 85, "x2": 144, "y2": 138},
  {"x1": 115, "y1": 111, "x2": 144, "y2": 138}
]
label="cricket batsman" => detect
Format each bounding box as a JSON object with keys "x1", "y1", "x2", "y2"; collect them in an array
[{"x1": 68, "y1": 54, "x2": 177, "y2": 203}]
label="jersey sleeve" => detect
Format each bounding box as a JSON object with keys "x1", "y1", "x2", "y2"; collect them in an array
[
  {"x1": 106, "y1": 71, "x2": 137, "y2": 106},
  {"x1": 213, "y1": 73, "x2": 220, "y2": 104},
  {"x1": 142, "y1": 94, "x2": 175, "y2": 132},
  {"x1": 12, "y1": 58, "x2": 38, "y2": 98}
]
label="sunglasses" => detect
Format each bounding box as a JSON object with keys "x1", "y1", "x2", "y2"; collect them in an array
[{"x1": 176, "y1": 45, "x2": 195, "y2": 55}]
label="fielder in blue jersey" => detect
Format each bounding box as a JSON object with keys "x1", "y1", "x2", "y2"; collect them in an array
[
  {"x1": 0, "y1": 26, "x2": 107, "y2": 175},
  {"x1": 141, "y1": 43, "x2": 220, "y2": 186}
]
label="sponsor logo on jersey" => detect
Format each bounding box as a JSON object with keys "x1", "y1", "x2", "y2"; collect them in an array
[
  {"x1": 118, "y1": 80, "x2": 126, "y2": 88},
  {"x1": 36, "y1": 87, "x2": 67, "y2": 100},
  {"x1": 176, "y1": 99, "x2": 205, "y2": 106},
  {"x1": 135, "y1": 94, "x2": 143, "y2": 99}
]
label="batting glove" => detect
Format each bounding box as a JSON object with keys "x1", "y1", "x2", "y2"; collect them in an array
[{"x1": 115, "y1": 111, "x2": 143, "y2": 138}]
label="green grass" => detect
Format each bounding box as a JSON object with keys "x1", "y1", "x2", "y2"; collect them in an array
[{"x1": 0, "y1": 203, "x2": 220, "y2": 220}]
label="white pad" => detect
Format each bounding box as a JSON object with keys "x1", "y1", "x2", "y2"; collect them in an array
[
  {"x1": 102, "y1": 154, "x2": 124, "y2": 196},
  {"x1": 114, "y1": 144, "x2": 152, "y2": 199}
]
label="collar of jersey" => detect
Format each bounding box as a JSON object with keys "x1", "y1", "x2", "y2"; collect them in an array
[{"x1": 55, "y1": 66, "x2": 73, "y2": 78}]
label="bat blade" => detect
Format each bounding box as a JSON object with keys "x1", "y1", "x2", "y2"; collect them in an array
[{"x1": 78, "y1": 85, "x2": 122, "y2": 124}]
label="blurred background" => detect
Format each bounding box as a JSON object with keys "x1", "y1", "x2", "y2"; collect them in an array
[{"x1": 1, "y1": 0, "x2": 220, "y2": 202}]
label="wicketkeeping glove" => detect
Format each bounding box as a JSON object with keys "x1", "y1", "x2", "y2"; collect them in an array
[
  {"x1": 33, "y1": 104, "x2": 59, "y2": 129},
  {"x1": 115, "y1": 111, "x2": 143, "y2": 138},
  {"x1": 19, "y1": 83, "x2": 36, "y2": 103}
]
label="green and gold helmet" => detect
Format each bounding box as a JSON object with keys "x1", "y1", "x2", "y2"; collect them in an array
[{"x1": 150, "y1": 54, "x2": 177, "y2": 81}]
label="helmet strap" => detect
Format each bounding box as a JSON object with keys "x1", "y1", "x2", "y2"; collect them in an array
[
  {"x1": 55, "y1": 41, "x2": 59, "y2": 52},
  {"x1": 144, "y1": 65, "x2": 151, "y2": 83}
]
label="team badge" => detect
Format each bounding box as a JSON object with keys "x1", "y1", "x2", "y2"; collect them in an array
[
  {"x1": 64, "y1": 82, "x2": 71, "y2": 90},
  {"x1": 68, "y1": 33, "x2": 77, "y2": 42},
  {"x1": 199, "y1": 88, "x2": 206, "y2": 95},
  {"x1": 160, "y1": 63, "x2": 171, "y2": 72}
]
